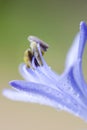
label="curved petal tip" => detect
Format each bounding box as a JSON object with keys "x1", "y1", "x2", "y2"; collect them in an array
[
  {"x1": 9, "y1": 80, "x2": 20, "y2": 88},
  {"x1": 80, "y1": 21, "x2": 87, "y2": 31}
]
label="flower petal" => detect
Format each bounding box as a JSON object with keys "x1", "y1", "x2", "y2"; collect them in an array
[
  {"x1": 78, "y1": 21, "x2": 87, "y2": 59},
  {"x1": 65, "y1": 33, "x2": 80, "y2": 70},
  {"x1": 19, "y1": 63, "x2": 59, "y2": 87},
  {"x1": 65, "y1": 21, "x2": 87, "y2": 70},
  {"x1": 3, "y1": 89, "x2": 61, "y2": 109},
  {"x1": 65, "y1": 21, "x2": 87, "y2": 98},
  {"x1": 73, "y1": 60, "x2": 87, "y2": 98},
  {"x1": 57, "y1": 69, "x2": 87, "y2": 108},
  {"x1": 72, "y1": 22, "x2": 87, "y2": 98},
  {"x1": 6, "y1": 80, "x2": 87, "y2": 120}
]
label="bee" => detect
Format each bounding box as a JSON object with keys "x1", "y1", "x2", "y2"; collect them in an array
[{"x1": 24, "y1": 36, "x2": 49, "y2": 69}]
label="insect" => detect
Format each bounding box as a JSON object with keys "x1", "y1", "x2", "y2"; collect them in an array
[{"x1": 24, "y1": 36, "x2": 49, "y2": 69}]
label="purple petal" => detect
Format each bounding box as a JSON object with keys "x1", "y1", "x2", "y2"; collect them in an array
[
  {"x1": 72, "y1": 22, "x2": 87, "y2": 98},
  {"x1": 7, "y1": 80, "x2": 87, "y2": 120},
  {"x1": 3, "y1": 89, "x2": 61, "y2": 109},
  {"x1": 19, "y1": 63, "x2": 59, "y2": 86},
  {"x1": 65, "y1": 21, "x2": 87, "y2": 99},
  {"x1": 65, "y1": 33, "x2": 80, "y2": 70},
  {"x1": 65, "y1": 21, "x2": 87, "y2": 70}
]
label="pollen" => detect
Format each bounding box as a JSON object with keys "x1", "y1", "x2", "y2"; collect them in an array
[{"x1": 24, "y1": 49, "x2": 33, "y2": 68}]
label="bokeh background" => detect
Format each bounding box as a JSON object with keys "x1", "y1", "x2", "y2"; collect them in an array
[{"x1": 0, "y1": 0, "x2": 87, "y2": 130}]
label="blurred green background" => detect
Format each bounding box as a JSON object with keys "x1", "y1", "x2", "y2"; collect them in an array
[{"x1": 0, "y1": 0, "x2": 87, "y2": 130}]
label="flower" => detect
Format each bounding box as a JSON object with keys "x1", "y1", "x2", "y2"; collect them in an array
[{"x1": 3, "y1": 21, "x2": 87, "y2": 121}]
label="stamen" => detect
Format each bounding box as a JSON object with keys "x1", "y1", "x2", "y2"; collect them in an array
[
  {"x1": 28, "y1": 36, "x2": 49, "y2": 52},
  {"x1": 24, "y1": 36, "x2": 49, "y2": 69},
  {"x1": 30, "y1": 42, "x2": 43, "y2": 66}
]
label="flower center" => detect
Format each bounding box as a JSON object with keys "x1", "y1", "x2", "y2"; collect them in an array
[{"x1": 24, "y1": 36, "x2": 49, "y2": 69}]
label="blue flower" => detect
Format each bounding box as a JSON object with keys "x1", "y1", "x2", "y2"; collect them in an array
[{"x1": 3, "y1": 21, "x2": 87, "y2": 121}]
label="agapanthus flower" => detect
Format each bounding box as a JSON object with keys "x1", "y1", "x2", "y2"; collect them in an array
[{"x1": 3, "y1": 21, "x2": 87, "y2": 121}]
